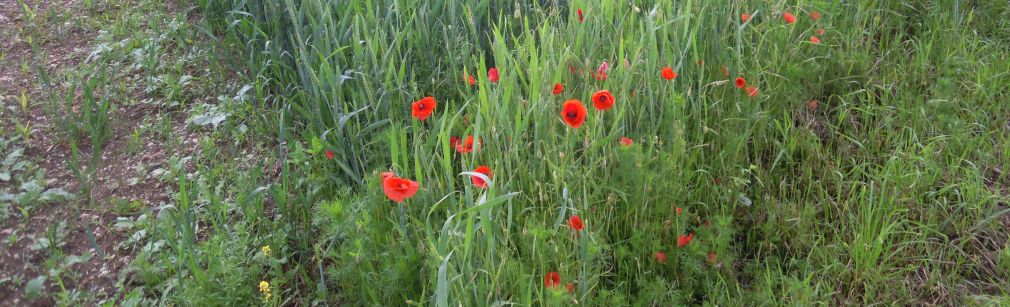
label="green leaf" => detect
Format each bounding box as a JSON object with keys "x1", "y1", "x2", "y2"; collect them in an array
[
  {"x1": 310, "y1": 136, "x2": 323, "y2": 153},
  {"x1": 63, "y1": 253, "x2": 93, "y2": 267},
  {"x1": 737, "y1": 193, "x2": 752, "y2": 207},
  {"x1": 456, "y1": 192, "x2": 520, "y2": 216},
  {"x1": 40, "y1": 188, "x2": 74, "y2": 202},
  {"x1": 3, "y1": 148, "x2": 22, "y2": 166},
  {"x1": 24, "y1": 275, "x2": 46, "y2": 299},
  {"x1": 436, "y1": 250, "x2": 453, "y2": 307}
]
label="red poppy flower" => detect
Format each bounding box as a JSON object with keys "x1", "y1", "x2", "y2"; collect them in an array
[
  {"x1": 325, "y1": 150, "x2": 334, "y2": 160},
  {"x1": 740, "y1": 13, "x2": 750, "y2": 22},
  {"x1": 675, "y1": 207, "x2": 683, "y2": 215},
  {"x1": 696, "y1": 59, "x2": 704, "y2": 66},
  {"x1": 734, "y1": 77, "x2": 746, "y2": 89},
  {"x1": 591, "y1": 90, "x2": 615, "y2": 110},
  {"x1": 707, "y1": 252, "x2": 717, "y2": 264},
  {"x1": 552, "y1": 83, "x2": 564, "y2": 95},
  {"x1": 568, "y1": 215, "x2": 584, "y2": 231},
  {"x1": 619, "y1": 137, "x2": 633, "y2": 147},
  {"x1": 381, "y1": 173, "x2": 419, "y2": 203},
  {"x1": 488, "y1": 67, "x2": 499, "y2": 83},
  {"x1": 816, "y1": 28, "x2": 826, "y2": 36},
  {"x1": 455, "y1": 135, "x2": 480, "y2": 154},
  {"x1": 411, "y1": 96, "x2": 436, "y2": 121},
  {"x1": 471, "y1": 165, "x2": 492, "y2": 188},
  {"x1": 661, "y1": 67, "x2": 677, "y2": 80},
  {"x1": 677, "y1": 232, "x2": 694, "y2": 248},
  {"x1": 577, "y1": 9, "x2": 584, "y2": 22},
  {"x1": 449, "y1": 136, "x2": 461, "y2": 148},
  {"x1": 593, "y1": 72, "x2": 607, "y2": 81},
  {"x1": 783, "y1": 12, "x2": 796, "y2": 24},
  {"x1": 597, "y1": 60, "x2": 609, "y2": 75},
  {"x1": 568, "y1": 64, "x2": 578, "y2": 75},
  {"x1": 809, "y1": 36, "x2": 821, "y2": 44},
  {"x1": 465, "y1": 73, "x2": 476, "y2": 86},
  {"x1": 560, "y1": 99, "x2": 588, "y2": 128},
  {"x1": 807, "y1": 100, "x2": 819, "y2": 111},
  {"x1": 810, "y1": 11, "x2": 821, "y2": 21},
  {"x1": 565, "y1": 283, "x2": 575, "y2": 293},
  {"x1": 654, "y1": 251, "x2": 668, "y2": 263},
  {"x1": 544, "y1": 272, "x2": 561, "y2": 288},
  {"x1": 745, "y1": 86, "x2": 759, "y2": 97}
]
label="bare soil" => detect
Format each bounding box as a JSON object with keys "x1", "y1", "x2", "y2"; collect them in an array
[{"x1": 0, "y1": 1, "x2": 200, "y2": 305}]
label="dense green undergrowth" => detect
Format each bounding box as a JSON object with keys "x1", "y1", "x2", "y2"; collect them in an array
[{"x1": 114, "y1": 0, "x2": 1010, "y2": 305}]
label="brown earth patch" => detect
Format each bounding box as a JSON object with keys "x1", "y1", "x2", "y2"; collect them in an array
[{"x1": 0, "y1": 0, "x2": 204, "y2": 305}]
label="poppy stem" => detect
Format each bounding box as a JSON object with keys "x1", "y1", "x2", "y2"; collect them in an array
[
  {"x1": 578, "y1": 228, "x2": 588, "y2": 296},
  {"x1": 398, "y1": 202, "x2": 410, "y2": 243}
]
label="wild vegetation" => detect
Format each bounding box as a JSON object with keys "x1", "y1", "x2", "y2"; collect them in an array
[{"x1": 1, "y1": 0, "x2": 1009, "y2": 305}]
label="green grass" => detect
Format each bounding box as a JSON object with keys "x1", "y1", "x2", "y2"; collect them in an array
[{"x1": 34, "y1": 0, "x2": 1009, "y2": 305}]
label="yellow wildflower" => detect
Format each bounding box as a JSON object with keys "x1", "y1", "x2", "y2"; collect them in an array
[
  {"x1": 259, "y1": 280, "x2": 271, "y2": 301},
  {"x1": 261, "y1": 245, "x2": 272, "y2": 257}
]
